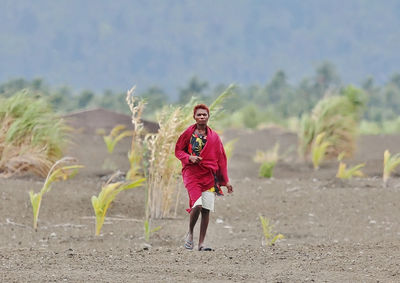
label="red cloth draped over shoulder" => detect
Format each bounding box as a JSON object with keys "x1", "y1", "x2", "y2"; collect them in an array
[{"x1": 175, "y1": 124, "x2": 229, "y2": 213}]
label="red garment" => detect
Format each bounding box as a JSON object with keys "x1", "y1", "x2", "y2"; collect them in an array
[{"x1": 175, "y1": 124, "x2": 229, "y2": 213}]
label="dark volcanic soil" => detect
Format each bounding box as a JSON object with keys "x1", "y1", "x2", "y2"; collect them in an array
[{"x1": 1, "y1": 115, "x2": 400, "y2": 282}]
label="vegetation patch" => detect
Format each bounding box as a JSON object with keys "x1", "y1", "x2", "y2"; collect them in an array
[{"x1": 0, "y1": 91, "x2": 69, "y2": 177}]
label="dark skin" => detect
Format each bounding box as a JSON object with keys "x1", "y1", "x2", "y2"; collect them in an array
[{"x1": 187, "y1": 108, "x2": 233, "y2": 249}]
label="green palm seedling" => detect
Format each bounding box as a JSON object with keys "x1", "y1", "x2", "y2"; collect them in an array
[
  {"x1": 103, "y1": 125, "x2": 133, "y2": 154},
  {"x1": 259, "y1": 215, "x2": 284, "y2": 246},
  {"x1": 91, "y1": 175, "x2": 145, "y2": 235},
  {"x1": 29, "y1": 157, "x2": 83, "y2": 230},
  {"x1": 144, "y1": 219, "x2": 161, "y2": 242},
  {"x1": 253, "y1": 143, "x2": 280, "y2": 178},
  {"x1": 311, "y1": 132, "x2": 331, "y2": 170},
  {"x1": 383, "y1": 150, "x2": 400, "y2": 187},
  {"x1": 258, "y1": 162, "x2": 276, "y2": 178}
]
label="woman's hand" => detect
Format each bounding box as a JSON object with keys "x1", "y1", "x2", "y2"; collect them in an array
[
  {"x1": 225, "y1": 183, "x2": 233, "y2": 193},
  {"x1": 189, "y1": 155, "x2": 202, "y2": 163}
]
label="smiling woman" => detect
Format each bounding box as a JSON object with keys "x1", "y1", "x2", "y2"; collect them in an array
[{"x1": 175, "y1": 103, "x2": 233, "y2": 251}]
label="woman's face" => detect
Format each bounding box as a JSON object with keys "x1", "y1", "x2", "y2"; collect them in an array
[{"x1": 194, "y1": 109, "x2": 209, "y2": 126}]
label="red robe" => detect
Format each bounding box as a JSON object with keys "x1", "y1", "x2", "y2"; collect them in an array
[{"x1": 175, "y1": 124, "x2": 229, "y2": 213}]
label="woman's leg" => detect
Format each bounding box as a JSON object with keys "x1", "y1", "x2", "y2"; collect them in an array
[
  {"x1": 198, "y1": 207, "x2": 210, "y2": 248},
  {"x1": 188, "y1": 205, "x2": 202, "y2": 242}
]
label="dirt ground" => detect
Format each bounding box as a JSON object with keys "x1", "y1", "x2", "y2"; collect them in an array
[{"x1": 1, "y1": 112, "x2": 400, "y2": 282}]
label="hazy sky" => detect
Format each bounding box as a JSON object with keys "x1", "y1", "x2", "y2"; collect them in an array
[{"x1": 1, "y1": 0, "x2": 400, "y2": 96}]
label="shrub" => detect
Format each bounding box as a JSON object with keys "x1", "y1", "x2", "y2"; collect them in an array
[
  {"x1": 0, "y1": 91, "x2": 69, "y2": 177},
  {"x1": 298, "y1": 85, "x2": 365, "y2": 160}
]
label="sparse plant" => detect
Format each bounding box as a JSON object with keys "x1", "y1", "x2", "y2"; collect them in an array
[
  {"x1": 336, "y1": 163, "x2": 365, "y2": 179},
  {"x1": 258, "y1": 162, "x2": 276, "y2": 178},
  {"x1": 336, "y1": 152, "x2": 365, "y2": 179},
  {"x1": 259, "y1": 215, "x2": 284, "y2": 246},
  {"x1": 91, "y1": 172, "x2": 145, "y2": 235},
  {"x1": 103, "y1": 124, "x2": 133, "y2": 154},
  {"x1": 253, "y1": 143, "x2": 280, "y2": 178},
  {"x1": 383, "y1": 150, "x2": 400, "y2": 186},
  {"x1": 311, "y1": 132, "x2": 331, "y2": 170},
  {"x1": 29, "y1": 157, "x2": 83, "y2": 230},
  {"x1": 144, "y1": 219, "x2": 161, "y2": 242}
]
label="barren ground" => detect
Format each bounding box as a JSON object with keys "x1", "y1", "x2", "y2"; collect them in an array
[{"x1": 1, "y1": 113, "x2": 400, "y2": 282}]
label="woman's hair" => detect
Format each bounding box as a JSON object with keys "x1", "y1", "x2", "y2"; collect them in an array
[{"x1": 193, "y1": 104, "x2": 210, "y2": 116}]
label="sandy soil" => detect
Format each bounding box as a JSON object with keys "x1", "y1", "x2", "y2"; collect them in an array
[{"x1": 1, "y1": 113, "x2": 400, "y2": 282}]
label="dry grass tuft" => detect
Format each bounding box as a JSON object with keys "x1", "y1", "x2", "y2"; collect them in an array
[
  {"x1": 125, "y1": 86, "x2": 147, "y2": 180},
  {"x1": 0, "y1": 91, "x2": 69, "y2": 177}
]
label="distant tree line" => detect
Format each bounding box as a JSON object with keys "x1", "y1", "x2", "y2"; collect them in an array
[{"x1": 1, "y1": 62, "x2": 400, "y2": 128}]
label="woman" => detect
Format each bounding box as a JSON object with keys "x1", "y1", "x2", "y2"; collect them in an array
[{"x1": 175, "y1": 104, "x2": 233, "y2": 251}]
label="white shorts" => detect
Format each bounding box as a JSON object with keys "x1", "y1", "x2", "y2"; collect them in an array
[{"x1": 192, "y1": 191, "x2": 215, "y2": 212}]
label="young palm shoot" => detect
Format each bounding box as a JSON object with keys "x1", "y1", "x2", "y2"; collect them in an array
[
  {"x1": 253, "y1": 143, "x2": 280, "y2": 178},
  {"x1": 383, "y1": 150, "x2": 400, "y2": 187},
  {"x1": 144, "y1": 219, "x2": 161, "y2": 242},
  {"x1": 103, "y1": 125, "x2": 133, "y2": 154},
  {"x1": 29, "y1": 157, "x2": 83, "y2": 230},
  {"x1": 336, "y1": 152, "x2": 365, "y2": 179},
  {"x1": 259, "y1": 215, "x2": 284, "y2": 246},
  {"x1": 311, "y1": 132, "x2": 331, "y2": 170},
  {"x1": 336, "y1": 163, "x2": 365, "y2": 179},
  {"x1": 91, "y1": 174, "x2": 145, "y2": 235}
]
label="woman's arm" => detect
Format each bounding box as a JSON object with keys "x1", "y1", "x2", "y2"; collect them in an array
[
  {"x1": 175, "y1": 133, "x2": 190, "y2": 165},
  {"x1": 216, "y1": 137, "x2": 229, "y2": 186}
]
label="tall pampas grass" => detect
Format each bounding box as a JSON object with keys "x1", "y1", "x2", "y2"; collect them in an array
[
  {"x1": 146, "y1": 107, "x2": 186, "y2": 218},
  {"x1": 125, "y1": 86, "x2": 146, "y2": 180},
  {"x1": 0, "y1": 91, "x2": 69, "y2": 177}
]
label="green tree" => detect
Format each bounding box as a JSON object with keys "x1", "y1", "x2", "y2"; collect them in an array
[
  {"x1": 266, "y1": 70, "x2": 289, "y2": 104},
  {"x1": 313, "y1": 61, "x2": 341, "y2": 96},
  {"x1": 141, "y1": 86, "x2": 169, "y2": 117},
  {"x1": 77, "y1": 90, "x2": 94, "y2": 109},
  {"x1": 178, "y1": 76, "x2": 209, "y2": 104}
]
